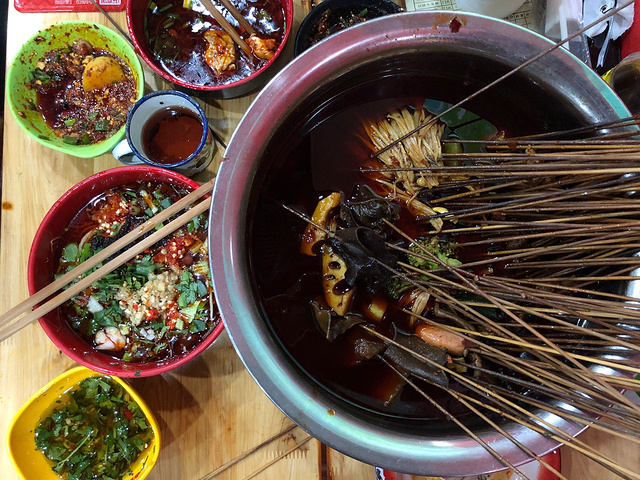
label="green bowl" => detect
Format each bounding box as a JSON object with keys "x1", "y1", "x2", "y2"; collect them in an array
[{"x1": 6, "y1": 21, "x2": 145, "y2": 159}]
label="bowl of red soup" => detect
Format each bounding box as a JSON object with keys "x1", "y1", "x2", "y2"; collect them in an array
[
  {"x1": 126, "y1": 0, "x2": 293, "y2": 97},
  {"x1": 6, "y1": 21, "x2": 144, "y2": 158},
  {"x1": 28, "y1": 166, "x2": 223, "y2": 377}
]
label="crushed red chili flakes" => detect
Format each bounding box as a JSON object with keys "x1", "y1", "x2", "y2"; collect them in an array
[{"x1": 28, "y1": 38, "x2": 138, "y2": 145}]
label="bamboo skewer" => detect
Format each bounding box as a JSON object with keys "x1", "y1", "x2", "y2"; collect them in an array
[
  {"x1": 468, "y1": 353, "x2": 640, "y2": 435},
  {"x1": 242, "y1": 4, "x2": 640, "y2": 475},
  {"x1": 370, "y1": 0, "x2": 636, "y2": 158},
  {"x1": 200, "y1": 423, "x2": 299, "y2": 479},
  {"x1": 511, "y1": 113, "x2": 640, "y2": 140},
  {"x1": 366, "y1": 327, "x2": 640, "y2": 480},
  {"x1": 381, "y1": 357, "x2": 533, "y2": 480},
  {"x1": 459, "y1": 362, "x2": 640, "y2": 430},
  {"x1": 472, "y1": 380, "x2": 640, "y2": 444},
  {"x1": 216, "y1": 0, "x2": 258, "y2": 37},
  {"x1": 454, "y1": 388, "x2": 640, "y2": 480},
  {"x1": 379, "y1": 231, "x2": 640, "y2": 413},
  {"x1": 242, "y1": 434, "x2": 314, "y2": 480},
  {"x1": 272, "y1": 136, "x2": 640, "y2": 475},
  {"x1": 199, "y1": 0, "x2": 253, "y2": 56}
]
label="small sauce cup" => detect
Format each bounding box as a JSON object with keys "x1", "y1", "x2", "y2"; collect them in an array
[{"x1": 113, "y1": 90, "x2": 216, "y2": 177}]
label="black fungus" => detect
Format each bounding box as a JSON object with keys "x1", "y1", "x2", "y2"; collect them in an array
[
  {"x1": 340, "y1": 184, "x2": 401, "y2": 239},
  {"x1": 328, "y1": 227, "x2": 398, "y2": 294},
  {"x1": 354, "y1": 337, "x2": 387, "y2": 360},
  {"x1": 328, "y1": 314, "x2": 365, "y2": 342},
  {"x1": 311, "y1": 301, "x2": 365, "y2": 341},
  {"x1": 382, "y1": 328, "x2": 449, "y2": 388}
]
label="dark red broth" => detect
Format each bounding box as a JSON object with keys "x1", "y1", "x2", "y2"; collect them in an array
[
  {"x1": 30, "y1": 38, "x2": 137, "y2": 145},
  {"x1": 249, "y1": 98, "x2": 495, "y2": 419},
  {"x1": 145, "y1": 0, "x2": 286, "y2": 86},
  {"x1": 142, "y1": 106, "x2": 203, "y2": 164}
]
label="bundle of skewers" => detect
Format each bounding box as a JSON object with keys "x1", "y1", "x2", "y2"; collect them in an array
[{"x1": 347, "y1": 106, "x2": 640, "y2": 480}]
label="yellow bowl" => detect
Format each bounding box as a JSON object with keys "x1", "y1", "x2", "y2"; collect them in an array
[{"x1": 7, "y1": 366, "x2": 160, "y2": 480}]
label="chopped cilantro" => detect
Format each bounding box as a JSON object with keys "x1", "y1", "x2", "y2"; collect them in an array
[
  {"x1": 62, "y1": 243, "x2": 79, "y2": 262},
  {"x1": 190, "y1": 318, "x2": 208, "y2": 333},
  {"x1": 88, "y1": 305, "x2": 122, "y2": 335},
  {"x1": 35, "y1": 376, "x2": 153, "y2": 480},
  {"x1": 94, "y1": 118, "x2": 110, "y2": 132},
  {"x1": 31, "y1": 67, "x2": 52, "y2": 84},
  {"x1": 160, "y1": 197, "x2": 172, "y2": 209}
]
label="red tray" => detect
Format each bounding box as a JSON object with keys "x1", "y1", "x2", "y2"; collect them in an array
[{"x1": 15, "y1": 0, "x2": 125, "y2": 13}]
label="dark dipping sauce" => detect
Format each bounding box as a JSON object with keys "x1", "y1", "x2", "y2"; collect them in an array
[
  {"x1": 142, "y1": 106, "x2": 204, "y2": 164},
  {"x1": 56, "y1": 181, "x2": 220, "y2": 363},
  {"x1": 145, "y1": 0, "x2": 286, "y2": 86},
  {"x1": 30, "y1": 38, "x2": 137, "y2": 145}
]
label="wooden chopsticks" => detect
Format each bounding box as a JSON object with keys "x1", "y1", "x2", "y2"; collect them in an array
[
  {"x1": 0, "y1": 178, "x2": 216, "y2": 343},
  {"x1": 199, "y1": 0, "x2": 253, "y2": 56},
  {"x1": 218, "y1": 0, "x2": 258, "y2": 37}
]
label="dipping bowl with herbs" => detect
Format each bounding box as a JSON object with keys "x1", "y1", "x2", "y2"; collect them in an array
[
  {"x1": 6, "y1": 21, "x2": 144, "y2": 158},
  {"x1": 28, "y1": 166, "x2": 224, "y2": 377},
  {"x1": 7, "y1": 366, "x2": 159, "y2": 480}
]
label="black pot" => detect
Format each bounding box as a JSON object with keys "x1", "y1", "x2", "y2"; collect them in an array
[{"x1": 294, "y1": 0, "x2": 403, "y2": 56}]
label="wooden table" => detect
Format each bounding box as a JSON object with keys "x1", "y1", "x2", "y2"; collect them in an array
[{"x1": 0, "y1": 3, "x2": 639, "y2": 480}]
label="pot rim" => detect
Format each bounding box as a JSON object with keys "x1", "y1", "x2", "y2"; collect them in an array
[{"x1": 209, "y1": 11, "x2": 630, "y2": 476}]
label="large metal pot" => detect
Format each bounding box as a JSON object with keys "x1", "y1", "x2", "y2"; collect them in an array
[{"x1": 209, "y1": 11, "x2": 630, "y2": 476}]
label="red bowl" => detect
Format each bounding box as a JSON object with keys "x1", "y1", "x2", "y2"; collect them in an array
[
  {"x1": 28, "y1": 166, "x2": 224, "y2": 377},
  {"x1": 126, "y1": 0, "x2": 294, "y2": 97}
]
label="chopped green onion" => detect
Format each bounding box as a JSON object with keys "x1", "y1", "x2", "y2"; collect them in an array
[
  {"x1": 94, "y1": 118, "x2": 110, "y2": 132},
  {"x1": 62, "y1": 243, "x2": 79, "y2": 263}
]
